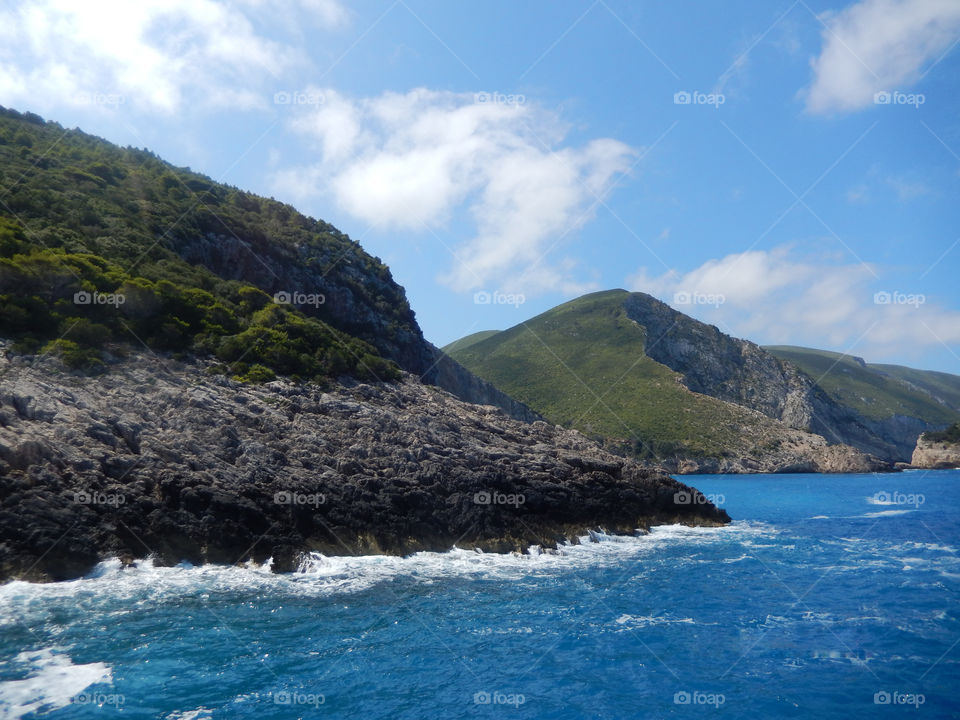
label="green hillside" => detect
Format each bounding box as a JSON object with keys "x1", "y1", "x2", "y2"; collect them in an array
[
  {"x1": 441, "y1": 330, "x2": 500, "y2": 355},
  {"x1": 765, "y1": 346, "x2": 960, "y2": 425},
  {"x1": 869, "y1": 364, "x2": 960, "y2": 413},
  {"x1": 0, "y1": 107, "x2": 404, "y2": 382},
  {"x1": 449, "y1": 290, "x2": 777, "y2": 459}
]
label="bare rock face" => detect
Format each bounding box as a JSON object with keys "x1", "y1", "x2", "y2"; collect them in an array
[
  {"x1": 665, "y1": 427, "x2": 886, "y2": 475},
  {"x1": 911, "y1": 435, "x2": 960, "y2": 469},
  {"x1": 0, "y1": 348, "x2": 729, "y2": 582},
  {"x1": 622, "y1": 293, "x2": 901, "y2": 459}
]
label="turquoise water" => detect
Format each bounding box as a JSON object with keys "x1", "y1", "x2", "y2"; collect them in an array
[{"x1": 1, "y1": 471, "x2": 958, "y2": 718}]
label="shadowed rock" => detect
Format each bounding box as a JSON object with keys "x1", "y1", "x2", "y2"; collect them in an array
[{"x1": 0, "y1": 348, "x2": 728, "y2": 581}]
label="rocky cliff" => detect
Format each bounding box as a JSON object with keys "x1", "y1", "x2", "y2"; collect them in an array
[
  {"x1": 911, "y1": 426, "x2": 960, "y2": 469},
  {"x1": 0, "y1": 346, "x2": 728, "y2": 582},
  {"x1": 622, "y1": 293, "x2": 899, "y2": 459}
]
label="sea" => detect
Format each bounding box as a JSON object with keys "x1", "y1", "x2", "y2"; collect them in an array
[{"x1": 1, "y1": 470, "x2": 958, "y2": 719}]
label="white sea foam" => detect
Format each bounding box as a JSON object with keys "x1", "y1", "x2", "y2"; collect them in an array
[
  {"x1": 165, "y1": 709, "x2": 214, "y2": 720},
  {"x1": 0, "y1": 522, "x2": 770, "y2": 607},
  {"x1": 862, "y1": 509, "x2": 914, "y2": 517},
  {"x1": 0, "y1": 648, "x2": 112, "y2": 719},
  {"x1": 613, "y1": 614, "x2": 696, "y2": 629}
]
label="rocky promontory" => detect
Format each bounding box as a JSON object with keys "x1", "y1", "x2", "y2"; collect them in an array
[
  {"x1": 911, "y1": 424, "x2": 960, "y2": 469},
  {"x1": 0, "y1": 347, "x2": 729, "y2": 582}
]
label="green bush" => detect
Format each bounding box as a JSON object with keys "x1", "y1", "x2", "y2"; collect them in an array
[
  {"x1": 925, "y1": 423, "x2": 960, "y2": 443},
  {"x1": 41, "y1": 338, "x2": 104, "y2": 372}
]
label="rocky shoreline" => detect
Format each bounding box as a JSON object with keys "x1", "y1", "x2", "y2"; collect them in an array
[
  {"x1": 910, "y1": 432, "x2": 960, "y2": 469},
  {"x1": 0, "y1": 348, "x2": 729, "y2": 582}
]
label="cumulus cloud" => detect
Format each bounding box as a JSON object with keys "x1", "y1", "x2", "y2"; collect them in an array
[
  {"x1": 0, "y1": 0, "x2": 347, "y2": 114},
  {"x1": 804, "y1": 0, "x2": 960, "y2": 114},
  {"x1": 273, "y1": 88, "x2": 637, "y2": 295},
  {"x1": 628, "y1": 246, "x2": 960, "y2": 358}
]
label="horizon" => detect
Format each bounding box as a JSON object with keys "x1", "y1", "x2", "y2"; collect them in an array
[{"x1": 0, "y1": 0, "x2": 958, "y2": 372}]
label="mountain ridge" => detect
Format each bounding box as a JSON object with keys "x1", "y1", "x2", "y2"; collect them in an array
[{"x1": 445, "y1": 290, "x2": 959, "y2": 470}]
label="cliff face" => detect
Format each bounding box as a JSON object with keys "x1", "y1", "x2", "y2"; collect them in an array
[
  {"x1": 0, "y1": 346, "x2": 727, "y2": 582},
  {"x1": 174, "y1": 231, "x2": 537, "y2": 420},
  {"x1": 911, "y1": 436, "x2": 960, "y2": 469},
  {"x1": 423, "y1": 348, "x2": 543, "y2": 424},
  {"x1": 622, "y1": 293, "x2": 899, "y2": 460}
]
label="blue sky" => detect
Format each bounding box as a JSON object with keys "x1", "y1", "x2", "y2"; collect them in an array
[{"x1": 1, "y1": 0, "x2": 958, "y2": 371}]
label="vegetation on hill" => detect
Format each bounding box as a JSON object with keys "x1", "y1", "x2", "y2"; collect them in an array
[
  {"x1": 868, "y1": 364, "x2": 960, "y2": 414},
  {"x1": 765, "y1": 346, "x2": 960, "y2": 425},
  {"x1": 440, "y1": 330, "x2": 500, "y2": 355},
  {"x1": 924, "y1": 423, "x2": 960, "y2": 444},
  {"x1": 448, "y1": 290, "x2": 779, "y2": 460},
  {"x1": 0, "y1": 107, "x2": 401, "y2": 382}
]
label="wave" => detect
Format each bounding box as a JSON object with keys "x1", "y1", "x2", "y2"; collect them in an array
[
  {"x1": 613, "y1": 614, "x2": 697, "y2": 629},
  {"x1": 0, "y1": 522, "x2": 773, "y2": 607},
  {"x1": 0, "y1": 648, "x2": 112, "y2": 719}
]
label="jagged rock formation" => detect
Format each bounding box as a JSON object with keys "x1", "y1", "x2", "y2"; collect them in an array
[{"x1": 0, "y1": 347, "x2": 728, "y2": 582}]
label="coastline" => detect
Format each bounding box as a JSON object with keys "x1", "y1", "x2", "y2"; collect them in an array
[{"x1": 0, "y1": 351, "x2": 729, "y2": 582}]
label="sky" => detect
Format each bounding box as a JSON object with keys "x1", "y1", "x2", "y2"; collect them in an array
[{"x1": 1, "y1": 0, "x2": 958, "y2": 372}]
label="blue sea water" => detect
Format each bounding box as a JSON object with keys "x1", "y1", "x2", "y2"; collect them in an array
[{"x1": 1, "y1": 470, "x2": 958, "y2": 719}]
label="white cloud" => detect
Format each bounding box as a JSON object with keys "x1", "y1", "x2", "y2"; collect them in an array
[
  {"x1": 0, "y1": 0, "x2": 346, "y2": 114},
  {"x1": 804, "y1": 0, "x2": 960, "y2": 114},
  {"x1": 628, "y1": 246, "x2": 960, "y2": 358},
  {"x1": 885, "y1": 175, "x2": 930, "y2": 201},
  {"x1": 273, "y1": 88, "x2": 637, "y2": 295}
]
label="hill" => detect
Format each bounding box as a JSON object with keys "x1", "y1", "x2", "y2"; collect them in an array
[
  {"x1": 0, "y1": 106, "x2": 533, "y2": 418},
  {"x1": 446, "y1": 290, "x2": 889, "y2": 472},
  {"x1": 442, "y1": 330, "x2": 500, "y2": 355},
  {"x1": 765, "y1": 346, "x2": 960, "y2": 455},
  {"x1": 447, "y1": 290, "x2": 960, "y2": 467}
]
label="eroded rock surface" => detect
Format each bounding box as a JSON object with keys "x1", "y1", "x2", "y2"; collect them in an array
[{"x1": 0, "y1": 349, "x2": 728, "y2": 581}]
